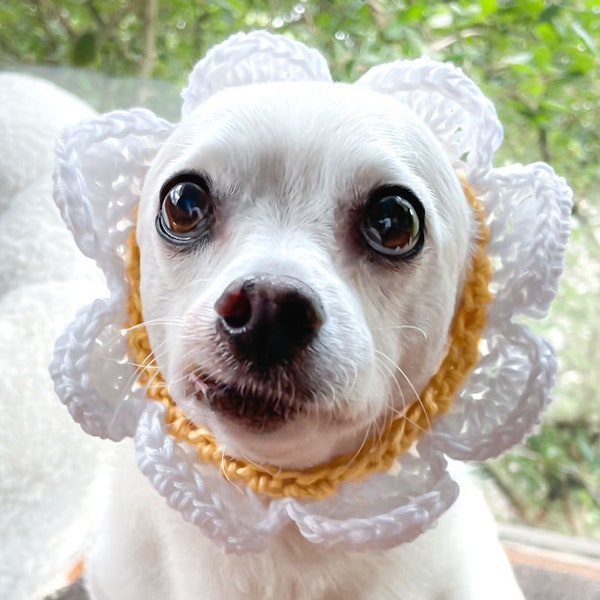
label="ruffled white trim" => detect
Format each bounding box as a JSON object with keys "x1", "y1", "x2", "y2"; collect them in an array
[
  {"x1": 51, "y1": 30, "x2": 572, "y2": 552},
  {"x1": 51, "y1": 109, "x2": 173, "y2": 441},
  {"x1": 136, "y1": 402, "x2": 457, "y2": 553},
  {"x1": 181, "y1": 30, "x2": 332, "y2": 117},
  {"x1": 356, "y1": 57, "x2": 503, "y2": 182}
]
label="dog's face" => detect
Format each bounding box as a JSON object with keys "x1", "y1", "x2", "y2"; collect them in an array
[{"x1": 136, "y1": 82, "x2": 473, "y2": 469}]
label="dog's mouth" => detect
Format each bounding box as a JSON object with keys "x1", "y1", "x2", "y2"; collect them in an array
[{"x1": 188, "y1": 372, "x2": 301, "y2": 432}]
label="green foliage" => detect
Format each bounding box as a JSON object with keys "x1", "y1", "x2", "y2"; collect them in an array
[
  {"x1": 486, "y1": 421, "x2": 600, "y2": 538},
  {"x1": 2, "y1": 1, "x2": 596, "y2": 197},
  {"x1": 70, "y1": 31, "x2": 97, "y2": 66},
  {"x1": 1, "y1": 0, "x2": 599, "y2": 538}
]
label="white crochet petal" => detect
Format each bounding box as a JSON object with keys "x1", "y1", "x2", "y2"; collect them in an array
[
  {"x1": 431, "y1": 320, "x2": 557, "y2": 460},
  {"x1": 181, "y1": 30, "x2": 332, "y2": 117},
  {"x1": 286, "y1": 440, "x2": 458, "y2": 551},
  {"x1": 135, "y1": 402, "x2": 291, "y2": 554},
  {"x1": 50, "y1": 296, "x2": 146, "y2": 440},
  {"x1": 429, "y1": 163, "x2": 571, "y2": 460},
  {"x1": 481, "y1": 163, "x2": 572, "y2": 320},
  {"x1": 136, "y1": 401, "x2": 458, "y2": 553},
  {"x1": 53, "y1": 109, "x2": 173, "y2": 291},
  {"x1": 356, "y1": 57, "x2": 502, "y2": 181},
  {"x1": 52, "y1": 109, "x2": 174, "y2": 439}
]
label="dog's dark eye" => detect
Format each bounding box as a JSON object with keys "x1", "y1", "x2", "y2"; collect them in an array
[
  {"x1": 360, "y1": 187, "x2": 424, "y2": 258},
  {"x1": 156, "y1": 176, "x2": 214, "y2": 245}
]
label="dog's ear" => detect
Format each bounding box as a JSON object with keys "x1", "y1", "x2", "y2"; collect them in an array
[
  {"x1": 356, "y1": 58, "x2": 502, "y2": 183},
  {"x1": 181, "y1": 30, "x2": 332, "y2": 117},
  {"x1": 52, "y1": 109, "x2": 173, "y2": 440}
]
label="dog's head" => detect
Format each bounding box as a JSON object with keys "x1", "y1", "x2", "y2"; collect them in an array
[{"x1": 136, "y1": 81, "x2": 473, "y2": 469}]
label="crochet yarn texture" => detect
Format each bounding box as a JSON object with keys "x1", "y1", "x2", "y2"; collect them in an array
[
  {"x1": 125, "y1": 180, "x2": 492, "y2": 500},
  {"x1": 51, "y1": 30, "x2": 572, "y2": 552}
]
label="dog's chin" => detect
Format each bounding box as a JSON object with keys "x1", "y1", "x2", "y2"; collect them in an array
[
  {"x1": 183, "y1": 372, "x2": 376, "y2": 469},
  {"x1": 189, "y1": 373, "x2": 298, "y2": 434}
]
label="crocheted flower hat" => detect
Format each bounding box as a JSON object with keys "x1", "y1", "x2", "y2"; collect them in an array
[{"x1": 51, "y1": 31, "x2": 572, "y2": 553}]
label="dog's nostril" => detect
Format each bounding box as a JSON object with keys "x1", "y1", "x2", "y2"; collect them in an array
[
  {"x1": 214, "y1": 283, "x2": 253, "y2": 330},
  {"x1": 214, "y1": 275, "x2": 325, "y2": 368},
  {"x1": 279, "y1": 292, "x2": 323, "y2": 336}
]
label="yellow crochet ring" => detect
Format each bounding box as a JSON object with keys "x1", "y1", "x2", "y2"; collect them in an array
[{"x1": 125, "y1": 179, "x2": 492, "y2": 500}]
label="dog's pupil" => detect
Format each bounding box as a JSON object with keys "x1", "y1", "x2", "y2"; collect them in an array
[
  {"x1": 165, "y1": 182, "x2": 208, "y2": 233},
  {"x1": 365, "y1": 195, "x2": 420, "y2": 253}
]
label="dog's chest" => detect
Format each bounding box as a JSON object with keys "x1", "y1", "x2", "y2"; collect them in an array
[{"x1": 87, "y1": 450, "x2": 479, "y2": 600}]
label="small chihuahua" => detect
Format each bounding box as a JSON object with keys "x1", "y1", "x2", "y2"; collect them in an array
[{"x1": 80, "y1": 80, "x2": 524, "y2": 598}]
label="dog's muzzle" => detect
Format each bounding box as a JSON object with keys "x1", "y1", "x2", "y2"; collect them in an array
[{"x1": 196, "y1": 274, "x2": 326, "y2": 429}]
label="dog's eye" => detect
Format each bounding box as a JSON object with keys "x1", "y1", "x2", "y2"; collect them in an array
[
  {"x1": 360, "y1": 188, "x2": 424, "y2": 258},
  {"x1": 156, "y1": 177, "x2": 214, "y2": 245}
]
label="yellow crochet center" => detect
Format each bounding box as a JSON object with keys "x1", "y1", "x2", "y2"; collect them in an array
[{"x1": 125, "y1": 179, "x2": 492, "y2": 500}]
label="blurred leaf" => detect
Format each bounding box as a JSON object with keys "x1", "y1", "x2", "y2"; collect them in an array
[
  {"x1": 539, "y1": 4, "x2": 561, "y2": 23},
  {"x1": 480, "y1": 0, "x2": 497, "y2": 16},
  {"x1": 70, "y1": 31, "x2": 97, "y2": 67},
  {"x1": 575, "y1": 428, "x2": 596, "y2": 464},
  {"x1": 503, "y1": 51, "x2": 533, "y2": 65},
  {"x1": 571, "y1": 20, "x2": 598, "y2": 56}
]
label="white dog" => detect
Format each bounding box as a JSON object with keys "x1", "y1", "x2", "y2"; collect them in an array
[
  {"x1": 3, "y1": 27, "x2": 574, "y2": 598},
  {"x1": 78, "y1": 80, "x2": 524, "y2": 599}
]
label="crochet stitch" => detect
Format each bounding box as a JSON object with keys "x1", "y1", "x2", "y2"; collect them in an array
[{"x1": 51, "y1": 30, "x2": 572, "y2": 552}]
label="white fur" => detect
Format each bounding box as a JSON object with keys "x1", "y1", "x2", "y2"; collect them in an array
[
  {"x1": 82, "y1": 82, "x2": 522, "y2": 598},
  {"x1": 87, "y1": 448, "x2": 521, "y2": 599}
]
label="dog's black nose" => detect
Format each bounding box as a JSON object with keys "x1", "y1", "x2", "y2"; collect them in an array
[{"x1": 214, "y1": 275, "x2": 325, "y2": 369}]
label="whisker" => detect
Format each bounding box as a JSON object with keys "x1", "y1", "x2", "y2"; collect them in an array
[
  {"x1": 179, "y1": 275, "x2": 211, "y2": 293},
  {"x1": 372, "y1": 324, "x2": 428, "y2": 338},
  {"x1": 372, "y1": 361, "x2": 400, "y2": 440},
  {"x1": 374, "y1": 349, "x2": 431, "y2": 430},
  {"x1": 121, "y1": 315, "x2": 187, "y2": 334},
  {"x1": 345, "y1": 421, "x2": 374, "y2": 466},
  {"x1": 373, "y1": 353, "x2": 406, "y2": 409}
]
